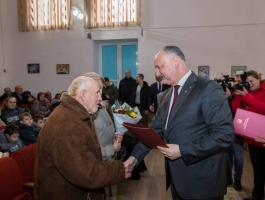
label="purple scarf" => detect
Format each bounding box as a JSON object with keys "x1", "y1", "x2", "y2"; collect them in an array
[{"x1": 37, "y1": 92, "x2": 45, "y2": 106}]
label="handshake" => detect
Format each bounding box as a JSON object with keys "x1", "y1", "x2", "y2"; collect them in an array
[{"x1": 123, "y1": 156, "x2": 137, "y2": 179}]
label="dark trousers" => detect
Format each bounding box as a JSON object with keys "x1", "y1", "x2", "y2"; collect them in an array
[
  {"x1": 122, "y1": 134, "x2": 146, "y2": 177},
  {"x1": 136, "y1": 105, "x2": 148, "y2": 126},
  {"x1": 170, "y1": 179, "x2": 224, "y2": 200},
  {"x1": 248, "y1": 145, "x2": 265, "y2": 199}
]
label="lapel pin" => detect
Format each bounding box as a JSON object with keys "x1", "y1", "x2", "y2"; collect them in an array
[{"x1": 185, "y1": 90, "x2": 187, "y2": 93}]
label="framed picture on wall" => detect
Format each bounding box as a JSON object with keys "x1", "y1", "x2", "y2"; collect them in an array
[
  {"x1": 198, "y1": 66, "x2": 209, "y2": 80},
  {"x1": 28, "y1": 63, "x2": 40, "y2": 74},
  {"x1": 231, "y1": 66, "x2": 247, "y2": 77},
  {"x1": 56, "y1": 64, "x2": 70, "y2": 74}
]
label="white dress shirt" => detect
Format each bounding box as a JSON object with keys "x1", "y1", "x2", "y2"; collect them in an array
[{"x1": 165, "y1": 70, "x2": 192, "y2": 129}]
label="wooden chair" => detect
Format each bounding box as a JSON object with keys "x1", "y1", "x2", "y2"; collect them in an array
[{"x1": 0, "y1": 157, "x2": 31, "y2": 200}]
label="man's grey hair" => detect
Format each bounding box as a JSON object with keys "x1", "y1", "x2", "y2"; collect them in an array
[
  {"x1": 14, "y1": 85, "x2": 22, "y2": 91},
  {"x1": 163, "y1": 46, "x2": 186, "y2": 61},
  {"x1": 67, "y1": 76, "x2": 94, "y2": 97}
]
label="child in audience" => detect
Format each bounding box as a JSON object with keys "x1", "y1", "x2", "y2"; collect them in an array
[
  {"x1": 33, "y1": 114, "x2": 45, "y2": 128},
  {"x1": 16, "y1": 112, "x2": 40, "y2": 144},
  {"x1": 0, "y1": 124, "x2": 24, "y2": 153}
]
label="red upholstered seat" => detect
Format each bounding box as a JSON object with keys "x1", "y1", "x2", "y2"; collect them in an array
[
  {"x1": 0, "y1": 157, "x2": 29, "y2": 200},
  {"x1": 11, "y1": 143, "x2": 37, "y2": 183},
  {"x1": 0, "y1": 125, "x2": 6, "y2": 131},
  {"x1": 19, "y1": 103, "x2": 32, "y2": 109}
]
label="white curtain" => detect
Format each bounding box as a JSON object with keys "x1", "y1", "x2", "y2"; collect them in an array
[
  {"x1": 18, "y1": 0, "x2": 73, "y2": 31},
  {"x1": 85, "y1": 0, "x2": 141, "y2": 28}
]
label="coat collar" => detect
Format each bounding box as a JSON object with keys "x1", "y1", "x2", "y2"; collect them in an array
[{"x1": 60, "y1": 93, "x2": 93, "y2": 121}]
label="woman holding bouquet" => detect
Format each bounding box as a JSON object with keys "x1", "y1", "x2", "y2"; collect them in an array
[
  {"x1": 83, "y1": 72, "x2": 124, "y2": 200},
  {"x1": 232, "y1": 70, "x2": 265, "y2": 200}
]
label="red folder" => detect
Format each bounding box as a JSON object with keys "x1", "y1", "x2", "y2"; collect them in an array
[
  {"x1": 122, "y1": 122, "x2": 168, "y2": 149},
  {"x1": 233, "y1": 109, "x2": 265, "y2": 141}
]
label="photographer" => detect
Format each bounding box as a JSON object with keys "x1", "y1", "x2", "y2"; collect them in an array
[
  {"x1": 226, "y1": 74, "x2": 245, "y2": 191},
  {"x1": 232, "y1": 70, "x2": 265, "y2": 200}
]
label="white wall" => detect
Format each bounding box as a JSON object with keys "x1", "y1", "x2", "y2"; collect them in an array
[{"x1": 0, "y1": 0, "x2": 265, "y2": 97}]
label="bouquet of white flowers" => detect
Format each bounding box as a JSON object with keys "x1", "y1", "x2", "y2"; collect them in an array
[{"x1": 111, "y1": 103, "x2": 142, "y2": 134}]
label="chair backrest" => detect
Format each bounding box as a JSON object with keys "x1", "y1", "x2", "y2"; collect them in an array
[
  {"x1": 11, "y1": 143, "x2": 37, "y2": 182},
  {"x1": 19, "y1": 103, "x2": 32, "y2": 109},
  {"x1": 0, "y1": 157, "x2": 26, "y2": 200},
  {"x1": 0, "y1": 125, "x2": 6, "y2": 131}
]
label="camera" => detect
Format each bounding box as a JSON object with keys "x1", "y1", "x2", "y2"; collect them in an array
[
  {"x1": 233, "y1": 71, "x2": 250, "y2": 91},
  {"x1": 214, "y1": 75, "x2": 234, "y2": 92}
]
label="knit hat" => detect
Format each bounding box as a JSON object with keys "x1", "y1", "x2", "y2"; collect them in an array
[{"x1": 82, "y1": 72, "x2": 103, "y2": 89}]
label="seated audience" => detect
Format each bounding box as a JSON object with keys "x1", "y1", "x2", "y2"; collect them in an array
[
  {"x1": 22, "y1": 91, "x2": 35, "y2": 103},
  {"x1": 44, "y1": 91, "x2": 52, "y2": 105},
  {"x1": 0, "y1": 96, "x2": 29, "y2": 125},
  {"x1": 0, "y1": 124, "x2": 24, "y2": 153},
  {"x1": 33, "y1": 114, "x2": 45, "y2": 128},
  {"x1": 16, "y1": 112, "x2": 40, "y2": 144},
  {"x1": 0, "y1": 146, "x2": 10, "y2": 158},
  {"x1": 12, "y1": 85, "x2": 34, "y2": 106},
  {"x1": 30, "y1": 92, "x2": 50, "y2": 117},
  {"x1": 0, "y1": 87, "x2": 12, "y2": 101},
  {"x1": 54, "y1": 93, "x2": 61, "y2": 100}
]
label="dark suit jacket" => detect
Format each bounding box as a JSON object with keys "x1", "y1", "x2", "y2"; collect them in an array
[
  {"x1": 129, "y1": 81, "x2": 150, "y2": 111},
  {"x1": 118, "y1": 77, "x2": 137, "y2": 104},
  {"x1": 131, "y1": 72, "x2": 234, "y2": 199},
  {"x1": 148, "y1": 82, "x2": 170, "y2": 113},
  {"x1": 12, "y1": 92, "x2": 30, "y2": 106},
  {"x1": 0, "y1": 93, "x2": 8, "y2": 102}
]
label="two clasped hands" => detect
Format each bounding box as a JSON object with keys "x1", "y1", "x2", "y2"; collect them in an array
[{"x1": 123, "y1": 144, "x2": 182, "y2": 178}]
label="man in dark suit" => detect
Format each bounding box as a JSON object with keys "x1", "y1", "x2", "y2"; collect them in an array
[
  {"x1": 149, "y1": 75, "x2": 170, "y2": 114},
  {"x1": 124, "y1": 46, "x2": 234, "y2": 200},
  {"x1": 118, "y1": 70, "x2": 137, "y2": 105}
]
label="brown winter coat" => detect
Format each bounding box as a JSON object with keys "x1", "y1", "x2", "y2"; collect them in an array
[{"x1": 34, "y1": 93, "x2": 125, "y2": 200}]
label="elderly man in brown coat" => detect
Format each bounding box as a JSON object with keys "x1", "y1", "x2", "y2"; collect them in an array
[{"x1": 34, "y1": 76, "x2": 130, "y2": 200}]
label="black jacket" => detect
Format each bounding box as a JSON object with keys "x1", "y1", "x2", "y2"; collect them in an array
[
  {"x1": 12, "y1": 92, "x2": 30, "y2": 106},
  {"x1": 0, "y1": 93, "x2": 8, "y2": 102},
  {"x1": 129, "y1": 81, "x2": 150, "y2": 111},
  {"x1": 118, "y1": 77, "x2": 137, "y2": 104},
  {"x1": 148, "y1": 82, "x2": 170, "y2": 113}
]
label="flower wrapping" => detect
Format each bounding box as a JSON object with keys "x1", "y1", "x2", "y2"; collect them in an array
[{"x1": 111, "y1": 103, "x2": 142, "y2": 134}]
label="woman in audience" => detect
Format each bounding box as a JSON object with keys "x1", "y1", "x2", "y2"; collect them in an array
[
  {"x1": 0, "y1": 96, "x2": 29, "y2": 124},
  {"x1": 232, "y1": 70, "x2": 265, "y2": 200},
  {"x1": 84, "y1": 72, "x2": 123, "y2": 200},
  {"x1": 54, "y1": 93, "x2": 61, "y2": 100},
  {"x1": 30, "y1": 92, "x2": 50, "y2": 117},
  {"x1": 44, "y1": 91, "x2": 52, "y2": 106}
]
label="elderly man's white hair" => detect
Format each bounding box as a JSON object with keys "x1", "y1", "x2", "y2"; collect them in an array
[{"x1": 67, "y1": 76, "x2": 95, "y2": 97}]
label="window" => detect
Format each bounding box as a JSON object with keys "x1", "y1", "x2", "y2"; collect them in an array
[
  {"x1": 17, "y1": 0, "x2": 73, "y2": 31},
  {"x1": 85, "y1": 0, "x2": 141, "y2": 28}
]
